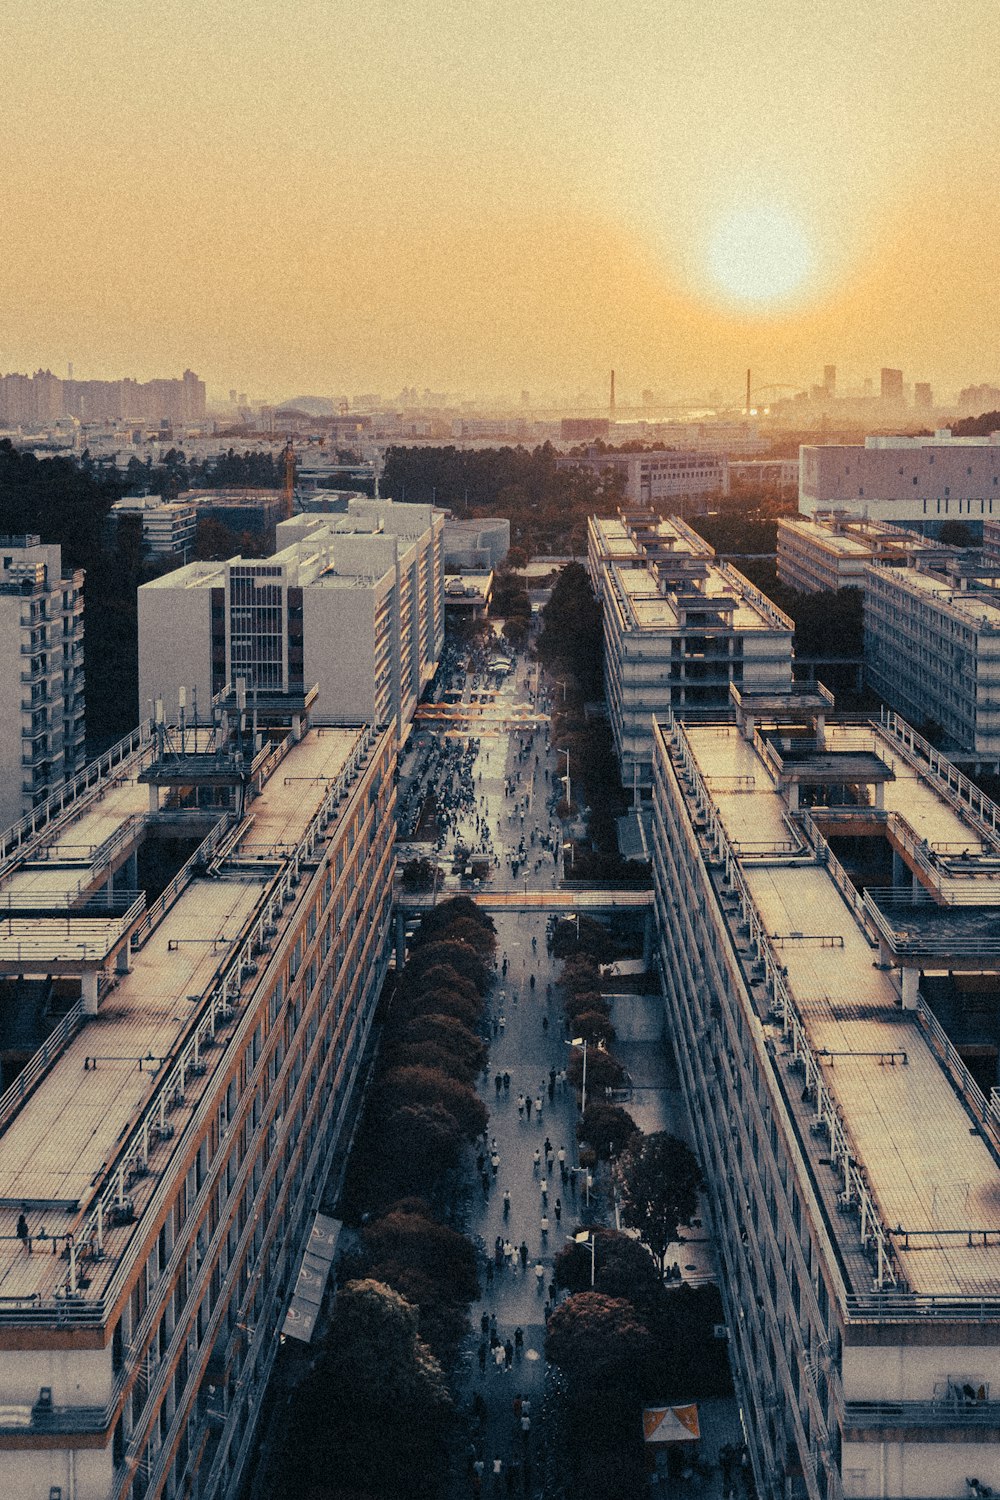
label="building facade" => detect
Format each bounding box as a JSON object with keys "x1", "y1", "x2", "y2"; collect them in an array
[
  {"x1": 138, "y1": 502, "x2": 444, "y2": 741},
  {"x1": 799, "y1": 433, "x2": 1000, "y2": 524},
  {"x1": 652, "y1": 698, "x2": 1000, "y2": 1500},
  {"x1": 560, "y1": 449, "x2": 729, "y2": 508},
  {"x1": 0, "y1": 536, "x2": 85, "y2": 829},
  {"x1": 864, "y1": 558, "x2": 1000, "y2": 760},
  {"x1": 0, "y1": 707, "x2": 395, "y2": 1500},
  {"x1": 588, "y1": 513, "x2": 794, "y2": 790},
  {"x1": 112, "y1": 500, "x2": 198, "y2": 560}
]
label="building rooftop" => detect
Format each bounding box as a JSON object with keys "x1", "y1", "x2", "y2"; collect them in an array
[
  {"x1": 871, "y1": 562, "x2": 1000, "y2": 632},
  {"x1": 0, "y1": 723, "x2": 369, "y2": 1309},
  {"x1": 667, "y1": 715, "x2": 1000, "y2": 1302}
]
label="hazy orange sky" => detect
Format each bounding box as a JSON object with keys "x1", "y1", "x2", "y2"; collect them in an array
[{"x1": 3, "y1": 0, "x2": 1000, "y2": 404}]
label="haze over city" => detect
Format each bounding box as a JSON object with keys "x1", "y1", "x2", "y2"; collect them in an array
[{"x1": 4, "y1": 0, "x2": 1000, "y2": 404}]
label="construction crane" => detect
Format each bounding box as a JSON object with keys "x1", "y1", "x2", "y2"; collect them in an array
[{"x1": 282, "y1": 437, "x2": 296, "y2": 520}]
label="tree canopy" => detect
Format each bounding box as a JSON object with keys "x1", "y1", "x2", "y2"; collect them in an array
[
  {"x1": 614, "y1": 1131, "x2": 703, "y2": 1276},
  {"x1": 277, "y1": 1279, "x2": 452, "y2": 1500}
]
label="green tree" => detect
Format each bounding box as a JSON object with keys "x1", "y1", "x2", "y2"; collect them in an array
[
  {"x1": 577, "y1": 1101, "x2": 640, "y2": 1161},
  {"x1": 614, "y1": 1131, "x2": 703, "y2": 1277},
  {"x1": 377, "y1": 1065, "x2": 488, "y2": 1141},
  {"x1": 554, "y1": 1228, "x2": 661, "y2": 1315},
  {"x1": 396, "y1": 1014, "x2": 486, "y2": 1076},
  {"x1": 278, "y1": 1279, "x2": 452, "y2": 1500}
]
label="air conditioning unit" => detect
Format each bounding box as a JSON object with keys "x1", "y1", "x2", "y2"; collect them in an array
[{"x1": 713, "y1": 1324, "x2": 729, "y2": 1341}]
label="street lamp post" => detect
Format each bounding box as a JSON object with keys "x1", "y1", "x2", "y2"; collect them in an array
[
  {"x1": 574, "y1": 1229, "x2": 596, "y2": 1286},
  {"x1": 568, "y1": 1035, "x2": 588, "y2": 1116},
  {"x1": 558, "y1": 750, "x2": 571, "y2": 814}
]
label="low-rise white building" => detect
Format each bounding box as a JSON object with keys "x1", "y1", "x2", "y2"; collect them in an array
[
  {"x1": 800, "y1": 431, "x2": 1000, "y2": 523},
  {"x1": 865, "y1": 557, "x2": 1000, "y2": 759},
  {"x1": 588, "y1": 513, "x2": 793, "y2": 789},
  {"x1": 0, "y1": 537, "x2": 85, "y2": 829},
  {"x1": 139, "y1": 501, "x2": 443, "y2": 740},
  {"x1": 778, "y1": 514, "x2": 957, "y2": 593}
]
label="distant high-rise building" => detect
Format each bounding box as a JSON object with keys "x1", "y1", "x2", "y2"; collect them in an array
[
  {"x1": 881, "y1": 366, "x2": 904, "y2": 403},
  {"x1": 823, "y1": 364, "x2": 836, "y2": 396},
  {"x1": 0, "y1": 536, "x2": 85, "y2": 828},
  {"x1": 0, "y1": 368, "x2": 205, "y2": 427},
  {"x1": 914, "y1": 381, "x2": 933, "y2": 409}
]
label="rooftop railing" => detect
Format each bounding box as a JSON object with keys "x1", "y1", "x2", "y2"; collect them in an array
[
  {"x1": 666, "y1": 714, "x2": 903, "y2": 1292},
  {"x1": 55, "y1": 726, "x2": 378, "y2": 1308}
]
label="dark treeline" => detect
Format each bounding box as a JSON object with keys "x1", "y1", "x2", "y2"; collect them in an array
[
  {"x1": 381, "y1": 444, "x2": 624, "y2": 555},
  {"x1": 0, "y1": 442, "x2": 290, "y2": 753}
]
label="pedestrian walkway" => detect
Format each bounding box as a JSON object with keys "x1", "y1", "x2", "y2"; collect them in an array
[{"x1": 450, "y1": 649, "x2": 589, "y2": 1497}]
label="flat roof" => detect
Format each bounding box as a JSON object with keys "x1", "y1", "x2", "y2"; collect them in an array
[
  {"x1": 610, "y1": 561, "x2": 787, "y2": 634},
  {"x1": 0, "y1": 724, "x2": 366, "y2": 1300},
  {"x1": 676, "y1": 718, "x2": 1000, "y2": 1298},
  {"x1": 870, "y1": 564, "x2": 1000, "y2": 631}
]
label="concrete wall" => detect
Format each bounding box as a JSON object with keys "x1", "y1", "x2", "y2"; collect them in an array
[{"x1": 138, "y1": 583, "x2": 213, "y2": 720}]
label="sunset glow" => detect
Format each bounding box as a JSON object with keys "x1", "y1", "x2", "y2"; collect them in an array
[{"x1": 2, "y1": 0, "x2": 1000, "y2": 401}]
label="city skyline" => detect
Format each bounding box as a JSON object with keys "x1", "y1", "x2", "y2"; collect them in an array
[{"x1": 4, "y1": 1, "x2": 1000, "y2": 401}]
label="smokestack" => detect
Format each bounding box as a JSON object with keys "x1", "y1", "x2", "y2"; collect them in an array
[
  {"x1": 745, "y1": 368, "x2": 751, "y2": 417},
  {"x1": 610, "y1": 369, "x2": 616, "y2": 419}
]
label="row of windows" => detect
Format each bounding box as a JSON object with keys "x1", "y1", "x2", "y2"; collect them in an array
[{"x1": 119, "y1": 749, "x2": 394, "y2": 1500}]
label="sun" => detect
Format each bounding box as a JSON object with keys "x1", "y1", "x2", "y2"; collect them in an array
[{"x1": 705, "y1": 202, "x2": 812, "y2": 306}]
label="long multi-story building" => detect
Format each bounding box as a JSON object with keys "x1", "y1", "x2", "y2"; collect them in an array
[
  {"x1": 138, "y1": 501, "x2": 444, "y2": 741},
  {"x1": 777, "y1": 515, "x2": 957, "y2": 594},
  {"x1": 0, "y1": 698, "x2": 395, "y2": 1500},
  {"x1": 652, "y1": 692, "x2": 1000, "y2": 1500},
  {"x1": 560, "y1": 449, "x2": 729, "y2": 509},
  {"x1": 588, "y1": 513, "x2": 794, "y2": 789},
  {"x1": 864, "y1": 557, "x2": 1000, "y2": 762},
  {"x1": 0, "y1": 536, "x2": 85, "y2": 829},
  {"x1": 800, "y1": 433, "x2": 1000, "y2": 525}
]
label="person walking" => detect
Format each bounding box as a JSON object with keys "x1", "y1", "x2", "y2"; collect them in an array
[
  {"x1": 519, "y1": 1240, "x2": 528, "y2": 1269},
  {"x1": 490, "y1": 1151, "x2": 500, "y2": 1177},
  {"x1": 535, "y1": 1262, "x2": 545, "y2": 1293},
  {"x1": 540, "y1": 1214, "x2": 549, "y2": 1240},
  {"x1": 502, "y1": 1070, "x2": 510, "y2": 1092},
  {"x1": 16, "y1": 1210, "x2": 31, "y2": 1254},
  {"x1": 539, "y1": 1177, "x2": 548, "y2": 1206},
  {"x1": 558, "y1": 1145, "x2": 566, "y2": 1179},
  {"x1": 534, "y1": 1093, "x2": 543, "y2": 1119},
  {"x1": 516, "y1": 1093, "x2": 525, "y2": 1118},
  {"x1": 504, "y1": 1338, "x2": 514, "y2": 1370},
  {"x1": 494, "y1": 1342, "x2": 506, "y2": 1372},
  {"x1": 502, "y1": 1189, "x2": 511, "y2": 1219},
  {"x1": 554, "y1": 1197, "x2": 562, "y2": 1224},
  {"x1": 525, "y1": 1095, "x2": 532, "y2": 1121},
  {"x1": 532, "y1": 1148, "x2": 540, "y2": 1175},
  {"x1": 514, "y1": 1325, "x2": 524, "y2": 1355}
]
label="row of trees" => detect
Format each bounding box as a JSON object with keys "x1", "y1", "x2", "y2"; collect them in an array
[
  {"x1": 277, "y1": 899, "x2": 498, "y2": 1500},
  {"x1": 546, "y1": 930, "x2": 726, "y2": 1497}
]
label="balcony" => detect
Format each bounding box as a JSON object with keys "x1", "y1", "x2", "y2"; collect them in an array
[{"x1": 843, "y1": 1396, "x2": 1000, "y2": 1432}]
